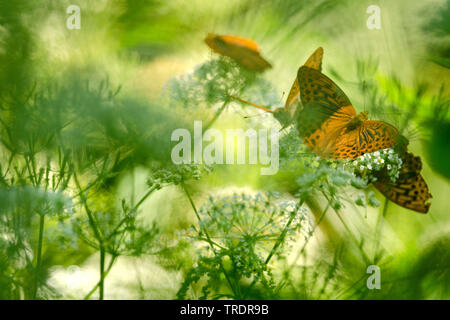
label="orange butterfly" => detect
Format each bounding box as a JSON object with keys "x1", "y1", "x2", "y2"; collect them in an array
[
  {"x1": 295, "y1": 62, "x2": 402, "y2": 159},
  {"x1": 204, "y1": 34, "x2": 272, "y2": 72},
  {"x1": 231, "y1": 47, "x2": 432, "y2": 213}
]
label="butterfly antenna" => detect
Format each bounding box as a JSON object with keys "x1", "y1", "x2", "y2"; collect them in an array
[
  {"x1": 363, "y1": 80, "x2": 366, "y2": 112},
  {"x1": 228, "y1": 94, "x2": 274, "y2": 113},
  {"x1": 243, "y1": 113, "x2": 266, "y2": 119},
  {"x1": 279, "y1": 92, "x2": 286, "y2": 104}
]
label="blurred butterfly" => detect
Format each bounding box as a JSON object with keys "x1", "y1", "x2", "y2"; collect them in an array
[
  {"x1": 230, "y1": 47, "x2": 432, "y2": 213},
  {"x1": 204, "y1": 33, "x2": 272, "y2": 72}
]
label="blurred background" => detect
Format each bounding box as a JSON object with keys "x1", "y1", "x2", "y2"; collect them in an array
[{"x1": 0, "y1": 0, "x2": 449, "y2": 299}]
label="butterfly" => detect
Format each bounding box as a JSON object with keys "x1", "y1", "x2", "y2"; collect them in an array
[
  {"x1": 230, "y1": 47, "x2": 432, "y2": 213},
  {"x1": 294, "y1": 50, "x2": 431, "y2": 212},
  {"x1": 295, "y1": 65, "x2": 403, "y2": 159},
  {"x1": 204, "y1": 34, "x2": 272, "y2": 72}
]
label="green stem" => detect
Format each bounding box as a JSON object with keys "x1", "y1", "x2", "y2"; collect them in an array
[
  {"x1": 244, "y1": 199, "x2": 305, "y2": 298},
  {"x1": 292, "y1": 203, "x2": 329, "y2": 266},
  {"x1": 134, "y1": 185, "x2": 157, "y2": 210},
  {"x1": 73, "y1": 173, "x2": 104, "y2": 242},
  {"x1": 181, "y1": 182, "x2": 238, "y2": 297},
  {"x1": 32, "y1": 214, "x2": 45, "y2": 300},
  {"x1": 99, "y1": 245, "x2": 105, "y2": 300},
  {"x1": 305, "y1": 196, "x2": 342, "y2": 242},
  {"x1": 73, "y1": 172, "x2": 109, "y2": 300},
  {"x1": 265, "y1": 208, "x2": 297, "y2": 264},
  {"x1": 373, "y1": 198, "x2": 389, "y2": 262},
  {"x1": 84, "y1": 255, "x2": 117, "y2": 300},
  {"x1": 204, "y1": 100, "x2": 229, "y2": 131},
  {"x1": 274, "y1": 202, "x2": 329, "y2": 296},
  {"x1": 320, "y1": 192, "x2": 370, "y2": 263}
]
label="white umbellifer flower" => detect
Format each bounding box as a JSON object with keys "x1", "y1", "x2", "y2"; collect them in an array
[
  {"x1": 367, "y1": 164, "x2": 372, "y2": 170},
  {"x1": 387, "y1": 164, "x2": 392, "y2": 170},
  {"x1": 360, "y1": 165, "x2": 365, "y2": 171},
  {"x1": 373, "y1": 151, "x2": 380, "y2": 157}
]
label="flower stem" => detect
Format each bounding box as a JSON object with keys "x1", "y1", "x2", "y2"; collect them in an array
[
  {"x1": 305, "y1": 196, "x2": 342, "y2": 242},
  {"x1": 84, "y1": 255, "x2": 117, "y2": 300},
  {"x1": 32, "y1": 214, "x2": 45, "y2": 300},
  {"x1": 99, "y1": 245, "x2": 105, "y2": 300},
  {"x1": 373, "y1": 198, "x2": 389, "y2": 262},
  {"x1": 181, "y1": 182, "x2": 238, "y2": 297},
  {"x1": 204, "y1": 99, "x2": 229, "y2": 131},
  {"x1": 243, "y1": 198, "x2": 305, "y2": 298}
]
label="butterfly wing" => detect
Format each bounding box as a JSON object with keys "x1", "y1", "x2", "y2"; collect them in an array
[
  {"x1": 284, "y1": 47, "x2": 324, "y2": 114},
  {"x1": 296, "y1": 65, "x2": 356, "y2": 154},
  {"x1": 373, "y1": 152, "x2": 432, "y2": 213},
  {"x1": 329, "y1": 120, "x2": 401, "y2": 159},
  {"x1": 304, "y1": 47, "x2": 323, "y2": 71},
  {"x1": 204, "y1": 34, "x2": 271, "y2": 72},
  {"x1": 238, "y1": 51, "x2": 273, "y2": 72},
  {"x1": 218, "y1": 35, "x2": 260, "y2": 52},
  {"x1": 298, "y1": 66, "x2": 353, "y2": 115}
]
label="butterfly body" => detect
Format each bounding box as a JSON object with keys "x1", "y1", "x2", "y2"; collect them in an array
[{"x1": 345, "y1": 111, "x2": 368, "y2": 131}]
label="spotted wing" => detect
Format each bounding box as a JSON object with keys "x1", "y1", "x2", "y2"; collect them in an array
[
  {"x1": 329, "y1": 120, "x2": 401, "y2": 159},
  {"x1": 284, "y1": 47, "x2": 324, "y2": 114},
  {"x1": 304, "y1": 47, "x2": 323, "y2": 71},
  {"x1": 296, "y1": 66, "x2": 356, "y2": 154},
  {"x1": 373, "y1": 152, "x2": 432, "y2": 213}
]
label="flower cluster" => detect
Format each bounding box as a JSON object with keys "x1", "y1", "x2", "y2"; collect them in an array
[
  {"x1": 347, "y1": 148, "x2": 403, "y2": 183},
  {"x1": 0, "y1": 186, "x2": 73, "y2": 218},
  {"x1": 177, "y1": 192, "x2": 312, "y2": 299},
  {"x1": 278, "y1": 128, "x2": 406, "y2": 209},
  {"x1": 147, "y1": 164, "x2": 213, "y2": 190},
  {"x1": 194, "y1": 193, "x2": 311, "y2": 257},
  {"x1": 164, "y1": 57, "x2": 275, "y2": 109}
]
